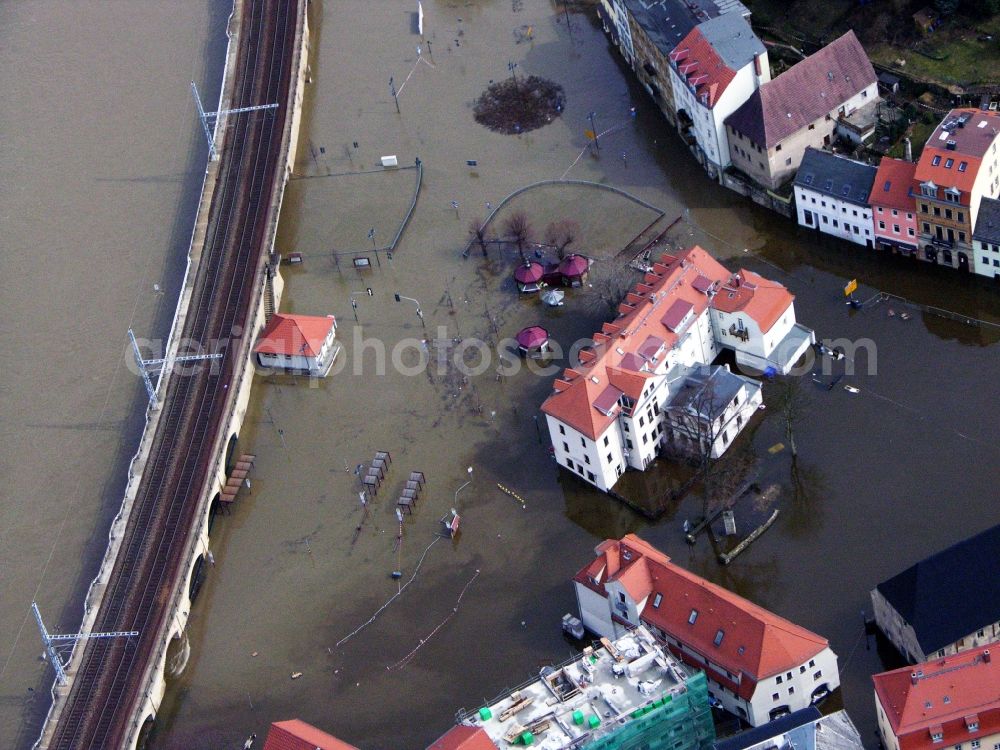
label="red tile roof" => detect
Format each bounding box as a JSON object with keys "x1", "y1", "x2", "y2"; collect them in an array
[
  {"x1": 575, "y1": 535, "x2": 830, "y2": 696},
  {"x1": 426, "y1": 725, "x2": 497, "y2": 750},
  {"x1": 670, "y1": 27, "x2": 736, "y2": 109},
  {"x1": 873, "y1": 644, "x2": 1000, "y2": 750},
  {"x1": 541, "y1": 247, "x2": 794, "y2": 438},
  {"x1": 540, "y1": 246, "x2": 729, "y2": 439},
  {"x1": 870, "y1": 157, "x2": 918, "y2": 212},
  {"x1": 255, "y1": 313, "x2": 336, "y2": 358},
  {"x1": 711, "y1": 270, "x2": 794, "y2": 333},
  {"x1": 913, "y1": 109, "x2": 1000, "y2": 200},
  {"x1": 262, "y1": 719, "x2": 360, "y2": 750},
  {"x1": 725, "y1": 31, "x2": 875, "y2": 149}
]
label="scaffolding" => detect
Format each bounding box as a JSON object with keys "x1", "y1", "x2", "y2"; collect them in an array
[{"x1": 582, "y1": 672, "x2": 715, "y2": 750}]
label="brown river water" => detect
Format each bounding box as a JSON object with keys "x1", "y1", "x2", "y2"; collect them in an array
[{"x1": 3, "y1": 2, "x2": 999, "y2": 750}]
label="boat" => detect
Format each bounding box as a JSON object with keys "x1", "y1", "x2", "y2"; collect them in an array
[{"x1": 561, "y1": 613, "x2": 585, "y2": 639}]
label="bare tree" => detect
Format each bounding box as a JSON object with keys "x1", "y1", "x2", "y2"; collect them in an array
[
  {"x1": 468, "y1": 217, "x2": 494, "y2": 257},
  {"x1": 503, "y1": 210, "x2": 534, "y2": 264},
  {"x1": 586, "y1": 260, "x2": 637, "y2": 315},
  {"x1": 544, "y1": 219, "x2": 580, "y2": 259},
  {"x1": 770, "y1": 376, "x2": 808, "y2": 461}
]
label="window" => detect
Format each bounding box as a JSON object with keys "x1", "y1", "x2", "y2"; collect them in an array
[
  {"x1": 688, "y1": 609, "x2": 698, "y2": 624},
  {"x1": 946, "y1": 209, "x2": 953, "y2": 220},
  {"x1": 603, "y1": 435, "x2": 609, "y2": 446},
  {"x1": 776, "y1": 675, "x2": 783, "y2": 684},
  {"x1": 619, "y1": 592, "x2": 626, "y2": 604},
  {"x1": 652, "y1": 593, "x2": 662, "y2": 608},
  {"x1": 908, "y1": 212, "x2": 913, "y2": 220},
  {"x1": 587, "y1": 471, "x2": 595, "y2": 482},
  {"x1": 563, "y1": 442, "x2": 569, "y2": 452},
  {"x1": 932, "y1": 155, "x2": 942, "y2": 166},
  {"x1": 879, "y1": 221, "x2": 886, "y2": 230},
  {"x1": 823, "y1": 215, "x2": 828, "y2": 224},
  {"x1": 932, "y1": 732, "x2": 944, "y2": 743},
  {"x1": 623, "y1": 421, "x2": 630, "y2": 432},
  {"x1": 892, "y1": 209, "x2": 898, "y2": 216},
  {"x1": 960, "y1": 231, "x2": 966, "y2": 242},
  {"x1": 909, "y1": 228, "x2": 915, "y2": 236},
  {"x1": 714, "y1": 629, "x2": 725, "y2": 646},
  {"x1": 853, "y1": 209, "x2": 859, "y2": 216},
  {"x1": 788, "y1": 686, "x2": 795, "y2": 694},
  {"x1": 559, "y1": 424, "x2": 565, "y2": 435},
  {"x1": 809, "y1": 123, "x2": 815, "y2": 130},
  {"x1": 584, "y1": 455, "x2": 591, "y2": 465},
  {"x1": 921, "y1": 203, "x2": 929, "y2": 213},
  {"x1": 821, "y1": 201, "x2": 827, "y2": 208},
  {"x1": 971, "y1": 743, "x2": 980, "y2": 750},
  {"x1": 626, "y1": 439, "x2": 633, "y2": 450},
  {"x1": 800, "y1": 665, "x2": 806, "y2": 674},
  {"x1": 832, "y1": 219, "x2": 839, "y2": 228},
  {"x1": 639, "y1": 416, "x2": 645, "y2": 427},
  {"x1": 893, "y1": 224, "x2": 900, "y2": 233},
  {"x1": 808, "y1": 660, "x2": 815, "y2": 667},
  {"x1": 945, "y1": 158, "x2": 954, "y2": 168},
  {"x1": 853, "y1": 225, "x2": 860, "y2": 234},
  {"x1": 958, "y1": 212, "x2": 965, "y2": 222},
  {"x1": 923, "y1": 222, "x2": 931, "y2": 233},
  {"x1": 607, "y1": 452, "x2": 613, "y2": 463},
  {"x1": 786, "y1": 157, "x2": 792, "y2": 166},
  {"x1": 642, "y1": 434, "x2": 648, "y2": 444},
  {"x1": 566, "y1": 459, "x2": 574, "y2": 470},
  {"x1": 814, "y1": 670, "x2": 822, "y2": 679},
  {"x1": 580, "y1": 437, "x2": 586, "y2": 447},
  {"x1": 773, "y1": 693, "x2": 780, "y2": 701},
  {"x1": 776, "y1": 144, "x2": 782, "y2": 152},
  {"x1": 934, "y1": 206, "x2": 941, "y2": 216},
  {"x1": 959, "y1": 161, "x2": 968, "y2": 172}
]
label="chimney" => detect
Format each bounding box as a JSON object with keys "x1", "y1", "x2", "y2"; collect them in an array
[
  {"x1": 905, "y1": 137, "x2": 913, "y2": 162},
  {"x1": 985, "y1": 649, "x2": 992, "y2": 663},
  {"x1": 910, "y1": 672, "x2": 919, "y2": 685}
]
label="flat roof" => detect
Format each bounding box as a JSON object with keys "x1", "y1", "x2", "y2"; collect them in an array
[{"x1": 461, "y1": 627, "x2": 696, "y2": 749}]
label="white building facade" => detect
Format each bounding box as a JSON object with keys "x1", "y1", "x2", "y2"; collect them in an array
[
  {"x1": 668, "y1": 14, "x2": 769, "y2": 181},
  {"x1": 794, "y1": 148, "x2": 877, "y2": 248}
]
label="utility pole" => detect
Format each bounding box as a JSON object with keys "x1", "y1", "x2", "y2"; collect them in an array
[
  {"x1": 349, "y1": 288, "x2": 374, "y2": 323},
  {"x1": 129, "y1": 328, "x2": 222, "y2": 409},
  {"x1": 508, "y1": 59, "x2": 518, "y2": 85},
  {"x1": 395, "y1": 293, "x2": 426, "y2": 331},
  {"x1": 389, "y1": 76, "x2": 400, "y2": 113},
  {"x1": 191, "y1": 81, "x2": 277, "y2": 161},
  {"x1": 588, "y1": 111, "x2": 600, "y2": 151},
  {"x1": 32, "y1": 602, "x2": 138, "y2": 686}
]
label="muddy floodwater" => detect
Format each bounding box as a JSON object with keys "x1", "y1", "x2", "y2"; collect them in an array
[
  {"x1": 3, "y1": 1, "x2": 998, "y2": 750},
  {"x1": 0, "y1": 3, "x2": 226, "y2": 748}
]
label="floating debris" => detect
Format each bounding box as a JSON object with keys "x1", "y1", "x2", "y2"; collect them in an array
[
  {"x1": 497, "y1": 483, "x2": 526, "y2": 509},
  {"x1": 290, "y1": 672, "x2": 303, "y2": 680},
  {"x1": 767, "y1": 442, "x2": 785, "y2": 454}
]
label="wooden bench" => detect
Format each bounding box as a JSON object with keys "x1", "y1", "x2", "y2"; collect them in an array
[{"x1": 408, "y1": 471, "x2": 425, "y2": 489}]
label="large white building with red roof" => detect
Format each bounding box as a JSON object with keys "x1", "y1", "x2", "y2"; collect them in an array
[
  {"x1": 574, "y1": 535, "x2": 840, "y2": 726},
  {"x1": 668, "y1": 13, "x2": 769, "y2": 181},
  {"x1": 540, "y1": 246, "x2": 812, "y2": 493},
  {"x1": 254, "y1": 312, "x2": 340, "y2": 377},
  {"x1": 873, "y1": 643, "x2": 1000, "y2": 750},
  {"x1": 262, "y1": 718, "x2": 359, "y2": 750}
]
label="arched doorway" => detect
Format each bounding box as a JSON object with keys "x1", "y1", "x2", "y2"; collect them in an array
[
  {"x1": 958, "y1": 252, "x2": 970, "y2": 272},
  {"x1": 925, "y1": 245, "x2": 937, "y2": 263},
  {"x1": 136, "y1": 714, "x2": 156, "y2": 750},
  {"x1": 942, "y1": 248, "x2": 953, "y2": 266},
  {"x1": 189, "y1": 554, "x2": 206, "y2": 602},
  {"x1": 208, "y1": 492, "x2": 221, "y2": 534},
  {"x1": 225, "y1": 433, "x2": 239, "y2": 474}
]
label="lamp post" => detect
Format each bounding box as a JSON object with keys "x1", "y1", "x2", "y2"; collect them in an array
[
  {"x1": 394, "y1": 292, "x2": 426, "y2": 331},
  {"x1": 588, "y1": 111, "x2": 599, "y2": 151},
  {"x1": 349, "y1": 287, "x2": 373, "y2": 323},
  {"x1": 389, "y1": 76, "x2": 400, "y2": 113},
  {"x1": 454, "y1": 466, "x2": 474, "y2": 505},
  {"x1": 368, "y1": 227, "x2": 377, "y2": 251}
]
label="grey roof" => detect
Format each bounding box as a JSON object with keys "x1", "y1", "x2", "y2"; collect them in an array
[
  {"x1": 725, "y1": 31, "x2": 877, "y2": 149},
  {"x1": 875, "y1": 523, "x2": 1000, "y2": 655},
  {"x1": 714, "y1": 709, "x2": 864, "y2": 750},
  {"x1": 623, "y1": 0, "x2": 749, "y2": 57},
  {"x1": 668, "y1": 365, "x2": 757, "y2": 420},
  {"x1": 696, "y1": 12, "x2": 765, "y2": 71},
  {"x1": 973, "y1": 196, "x2": 1000, "y2": 244},
  {"x1": 794, "y1": 147, "x2": 877, "y2": 206}
]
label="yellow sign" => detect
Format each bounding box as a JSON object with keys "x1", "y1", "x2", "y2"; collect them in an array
[
  {"x1": 844, "y1": 278, "x2": 858, "y2": 297},
  {"x1": 584, "y1": 129, "x2": 596, "y2": 141}
]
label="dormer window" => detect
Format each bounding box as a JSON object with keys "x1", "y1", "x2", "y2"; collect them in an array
[
  {"x1": 932, "y1": 155, "x2": 941, "y2": 166},
  {"x1": 688, "y1": 609, "x2": 698, "y2": 625},
  {"x1": 959, "y1": 161, "x2": 968, "y2": 172},
  {"x1": 714, "y1": 629, "x2": 725, "y2": 646},
  {"x1": 945, "y1": 187, "x2": 961, "y2": 203},
  {"x1": 945, "y1": 158, "x2": 954, "y2": 169},
  {"x1": 652, "y1": 593, "x2": 662, "y2": 608},
  {"x1": 921, "y1": 182, "x2": 938, "y2": 198}
]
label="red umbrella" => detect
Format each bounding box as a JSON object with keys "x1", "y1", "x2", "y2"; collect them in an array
[
  {"x1": 514, "y1": 262, "x2": 544, "y2": 284},
  {"x1": 558, "y1": 254, "x2": 589, "y2": 277},
  {"x1": 516, "y1": 326, "x2": 549, "y2": 350}
]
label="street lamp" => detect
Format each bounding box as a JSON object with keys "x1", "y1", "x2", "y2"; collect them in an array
[
  {"x1": 389, "y1": 76, "x2": 400, "y2": 113},
  {"x1": 455, "y1": 466, "x2": 474, "y2": 505},
  {"x1": 349, "y1": 287, "x2": 373, "y2": 323},
  {"x1": 588, "y1": 111, "x2": 600, "y2": 151},
  {"x1": 368, "y1": 227, "x2": 377, "y2": 251},
  {"x1": 394, "y1": 292, "x2": 426, "y2": 330}
]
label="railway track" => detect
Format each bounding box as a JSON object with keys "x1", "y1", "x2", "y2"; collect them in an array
[{"x1": 47, "y1": 1, "x2": 296, "y2": 747}]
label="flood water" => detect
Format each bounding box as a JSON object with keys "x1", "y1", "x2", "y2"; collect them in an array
[
  {"x1": 0, "y1": 3, "x2": 227, "y2": 748},
  {"x1": 3, "y1": 2, "x2": 998, "y2": 750}
]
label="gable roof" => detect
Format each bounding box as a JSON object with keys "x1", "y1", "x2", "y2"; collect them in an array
[
  {"x1": 576, "y1": 535, "x2": 830, "y2": 694},
  {"x1": 255, "y1": 313, "x2": 336, "y2": 358},
  {"x1": 426, "y1": 725, "x2": 497, "y2": 750},
  {"x1": 711, "y1": 269, "x2": 794, "y2": 333},
  {"x1": 794, "y1": 147, "x2": 877, "y2": 206},
  {"x1": 725, "y1": 31, "x2": 875, "y2": 149},
  {"x1": 697, "y1": 13, "x2": 764, "y2": 71},
  {"x1": 714, "y1": 707, "x2": 821, "y2": 750},
  {"x1": 870, "y1": 157, "x2": 918, "y2": 212},
  {"x1": 913, "y1": 109, "x2": 1000, "y2": 197},
  {"x1": 670, "y1": 14, "x2": 763, "y2": 110},
  {"x1": 974, "y1": 196, "x2": 1000, "y2": 243},
  {"x1": 262, "y1": 720, "x2": 359, "y2": 750},
  {"x1": 874, "y1": 523, "x2": 1000, "y2": 654},
  {"x1": 873, "y1": 643, "x2": 1000, "y2": 744},
  {"x1": 541, "y1": 248, "x2": 794, "y2": 439}
]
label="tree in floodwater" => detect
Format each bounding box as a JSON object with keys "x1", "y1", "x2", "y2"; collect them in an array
[
  {"x1": 468, "y1": 217, "x2": 494, "y2": 257},
  {"x1": 585, "y1": 259, "x2": 636, "y2": 315},
  {"x1": 544, "y1": 219, "x2": 580, "y2": 260},
  {"x1": 503, "y1": 211, "x2": 534, "y2": 264},
  {"x1": 770, "y1": 375, "x2": 808, "y2": 462}
]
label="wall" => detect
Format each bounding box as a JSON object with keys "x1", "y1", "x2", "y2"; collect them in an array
[
  {"x1": 628, "y1": 14, "x2": 676, "y2": 126},
  {"x1": 795, "y1": 186, "x2": 873, "y2": 247},
  {"x1": 574, "y1": 580, "x2": 614, "y2": 638},
  {"x1": 746, "y1": 647, "x2": 839, "y2": 725},
  {"x1": 870, "y1": 588, "x2": 927, "y2": 663},
  {"x1": 873, "y1": 203, "x2": 918, "y2": 249},
  {"x1": 973, "y1": 237, "x2": 1000, "y2": 277},
  {"x1": 546, "y1": 415, "x2": 623, "y2": 492}
]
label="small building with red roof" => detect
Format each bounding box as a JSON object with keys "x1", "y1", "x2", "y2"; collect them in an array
[
  {"x1": 262, "y1": 718, "x2": 359, "y2": 750},
  {"x1": 540, "y1": 245, "x2": 811, "y2": 494},
  {"x1": 870, "y1": 157, "x2": 919, "y2": 254},
  {"x1": 425, "y1": 724, "x2": 497, "y2": 750},
  {"x1": 574, "y1": 534, "x2": 840, "y2": 726},
  {"x1": 668, "y1": 13, "x2": 769, "y2": 181},
  {"x1": 873, "y1": 643, "x2": 1000, "y2": 750},
  {"x1": 255, "y1": 313, "x2": 340, "y2": 377},
  {"x1": 913, "y1": 108, "x2": 1000, "y2": 270}
]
